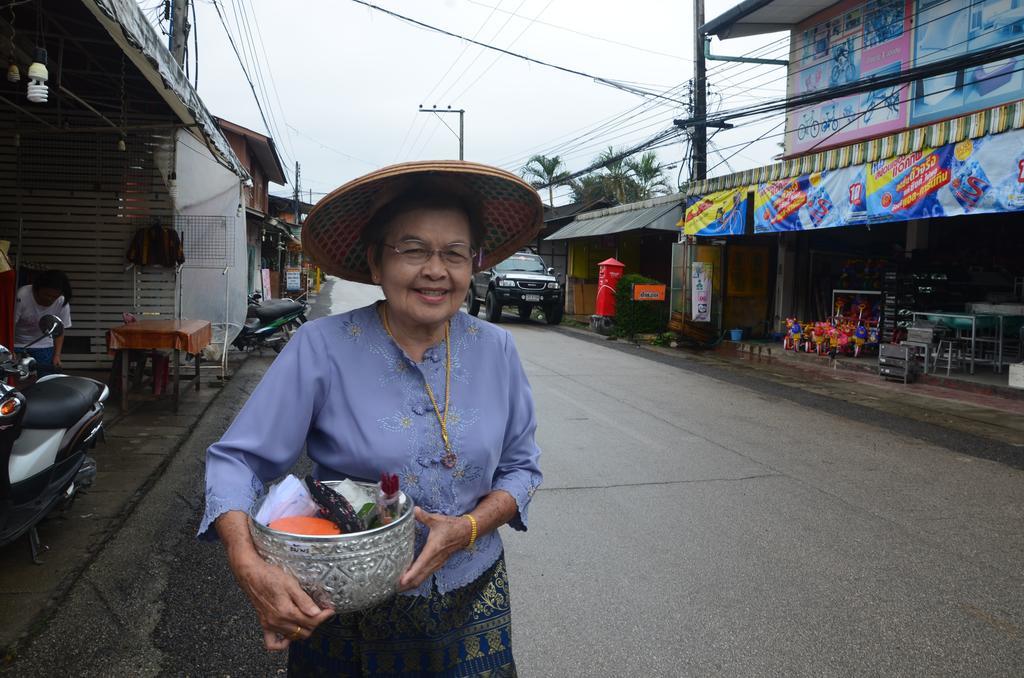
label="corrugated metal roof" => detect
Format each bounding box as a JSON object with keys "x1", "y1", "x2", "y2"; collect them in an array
[
  {"x1": 85, "y1": 0, "x2": 247, "y2": 179},
  {"x1": 545, "y1": 202, "x2": 682, "y2": 241}
]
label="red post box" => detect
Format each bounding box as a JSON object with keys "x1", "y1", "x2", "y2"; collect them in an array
[{"x1": 595, "y1": 258, "x2": 625, "y2": 317}]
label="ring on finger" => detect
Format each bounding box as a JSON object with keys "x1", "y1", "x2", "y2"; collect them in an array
[{"x1": 288, "y1": 625, "x2": 304, "y2": 641}]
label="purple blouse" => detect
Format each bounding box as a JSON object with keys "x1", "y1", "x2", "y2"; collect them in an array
[{"x1": 200, "y1": 303, "x2": 542, "y2": 595}]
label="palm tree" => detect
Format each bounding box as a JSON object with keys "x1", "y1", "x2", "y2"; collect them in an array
[
  {"x1": 521, "y1": 154, "x2": 570, "y2": 206},
  {"x1": 596, "y1": 146, "x2": 635, "y2": 204},
  {"x1": 626, "y1": 152, "x2": 672, "y2": 200},
  {"x1": 568, "y1": 174, "x2": 611, "y2": 204}
]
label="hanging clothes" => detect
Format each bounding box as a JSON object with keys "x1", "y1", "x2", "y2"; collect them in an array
[{"x1": 126, "y1": 222, "x2": 185, "y2": 267}]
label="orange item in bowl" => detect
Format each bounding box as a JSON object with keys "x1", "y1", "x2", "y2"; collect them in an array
[{"x1": 268, "y1": 516, "x2": 341, "y2": 535}]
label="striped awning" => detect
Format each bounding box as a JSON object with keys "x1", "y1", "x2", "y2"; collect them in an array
[{"x1": 683, "y1": 100, "x2": 1024, "y2": 197}]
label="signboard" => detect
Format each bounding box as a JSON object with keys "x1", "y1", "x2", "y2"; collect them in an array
[
  {"x1": 632, "y1": 284, "x2": 667, "y2": 301},
  {"x1": 683, "y1": 188, "x2": 749, "y2": 236},
  {"x1": 691, "y1": 262, "x2": 712, "y2": 322},
  {"x1": 787, "y1": 0, "x2": 911, "y2": 155},
  {"x1": 260, "y1": 268, "x2": 272, "y2": 300},
  {"x1": 785, "y1": 0, "x2": 1024, "y2": 154},
  {"x1": 755, "y1": 126, "x2": 1024, "y2": 232},
  {"x1": 285, "y1": 267, "x2": 302, "y2": 292}
]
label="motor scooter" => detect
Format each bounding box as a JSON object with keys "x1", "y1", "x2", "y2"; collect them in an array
[
  {"x1": 231, "y1": 292, "x2": 308, "y2": 353},
  {"x1": 0, "y1": 315, "x2": 108, "y2": 563}
]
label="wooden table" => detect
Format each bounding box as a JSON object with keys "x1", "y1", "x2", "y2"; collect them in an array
[{"x1": 108, "y1": 319, "x2": 212, "y2": 412}]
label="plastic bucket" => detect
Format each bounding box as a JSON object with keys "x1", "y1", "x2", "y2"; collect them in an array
[{"x1": 729, "y1": 328, "x2": 743, "y2": 341}]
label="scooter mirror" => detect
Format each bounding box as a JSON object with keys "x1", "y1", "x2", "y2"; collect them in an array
[
  {"x1": 0, "y1": 345, "x2": 10, "y2": 364},
  {"x1": 38, "y1": 314, "x2": 64, "y2": 338}
]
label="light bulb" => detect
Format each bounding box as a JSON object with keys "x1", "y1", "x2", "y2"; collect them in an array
[
  {"x1": 26, "y1": 47, "x2": 47, "y2": 104},
  {"x1": 6, "y1": 63, "x2": 19, "y2": 83},
  {"x1": 117, "y1": 137, "x2": 126, "y2": 151}
]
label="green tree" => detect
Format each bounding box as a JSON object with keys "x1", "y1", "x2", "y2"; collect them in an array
[
  {"x1": 521, "y1": 154, "x2": 571, "y2": 206},
  {"x1": 626, "y1": 152, "x2": 671, "y2": 199},
  {"x1": 596, "y1": 146, "x2": 638, "y2": 204},
  {"x1": 566, "y1": 174, "x2": 607, "y2": 204}
]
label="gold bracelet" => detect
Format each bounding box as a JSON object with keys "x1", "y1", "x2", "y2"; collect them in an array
[{"x1": 463, "y1": 513, "x2": 478, "y2": 549}]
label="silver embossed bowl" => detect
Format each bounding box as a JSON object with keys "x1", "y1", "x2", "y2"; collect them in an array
[{"x1": 249, "y1": 481, "x2": 415, "y2": 613}]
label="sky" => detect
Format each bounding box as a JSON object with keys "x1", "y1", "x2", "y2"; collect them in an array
[{"x1": 140, "y1": 0, "x2": 791, "y2": 205}]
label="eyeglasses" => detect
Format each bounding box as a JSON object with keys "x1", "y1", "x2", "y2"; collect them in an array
[{"x1": 384, "y1": 241, "x2": 475, "y2": 266}]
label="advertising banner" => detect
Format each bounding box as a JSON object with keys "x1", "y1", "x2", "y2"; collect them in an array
[
  {"x1": 683, "y1": 188, "x2": 748, "y2": 236},
  {"x1": 753, "y1": 166, "x2": 868, "y2": 233},
  {"x1": 758, "y1": 128, "x2": 1024, "y2": 231},
  {"x1": 691, "y1": 262, "x2": 712, "y2": 322},
  {"x1": 867, "y1": 134, "x2": 1024, "y2": 220}
]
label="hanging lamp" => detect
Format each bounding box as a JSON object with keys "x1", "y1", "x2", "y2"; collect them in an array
[{"x1": 25, "y1": 46, "x2": 46, "y2": 103}]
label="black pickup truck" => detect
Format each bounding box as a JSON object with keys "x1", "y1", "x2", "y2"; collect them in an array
[{"x1": 465, "y1": 250, "x2": 564, "y2": 325}]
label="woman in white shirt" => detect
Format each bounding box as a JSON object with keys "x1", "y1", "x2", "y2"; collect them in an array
[{"x1": 14, "y1": 270, "x2": 73, "y2": 375}]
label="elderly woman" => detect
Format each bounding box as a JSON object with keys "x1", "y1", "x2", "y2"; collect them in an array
[{"x1": 200, "y1": 161, "x2": 544, "y2": 676}]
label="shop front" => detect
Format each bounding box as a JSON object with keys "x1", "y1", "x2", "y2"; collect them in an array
[
  {"x1": 681, "y1": 107, "x2": 1024, "y2": 385},
  {"x1": 545, "y1": 195, "x2": 682, "y2": 317},
  {"x1": 0, "y1": 1, "x2": 246, "y2": 370}
]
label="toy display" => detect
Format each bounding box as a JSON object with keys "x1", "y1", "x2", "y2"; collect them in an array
[{"x1": 776, "y1": 288, "x2": 884, "y2": 358}]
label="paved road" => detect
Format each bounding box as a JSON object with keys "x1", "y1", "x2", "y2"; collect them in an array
[{"x1": 7, "y1": 278, "x2": 1022, "y2": 676}]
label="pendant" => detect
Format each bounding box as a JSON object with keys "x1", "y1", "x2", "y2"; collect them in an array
[{"x1": 441, "y1": 448, "x2": 458, "y2": 469}]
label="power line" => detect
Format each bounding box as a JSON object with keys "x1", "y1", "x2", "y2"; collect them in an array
[
  {"x1": 535, "y1": 127, "x2": 684, "y2": 188},
  {"x1": 230, "y1": 0, "x2": 295, "y2": 171},
  {"x1": 706, "y1": 0, "x2": 968, "y2": 98},
  {"x1": 697, "y1": 54, "x2": 1024, "y2": 180},
  {"x1": 286, "y1": 124, "x2": 380, "y2": 168},
  {"x1": 435, "y1": 0, "x2": 530, "y2": 105},
  {"x1": 463, "y1": 0, "x2": 693, "y2": 62},
  {"x1": 676, "y1": 33, "x2": 1024, "y2": 135},
  {"x1": 450, "y1": 0, "x2": 556, "y2": 102},
  {"x1": 210, "y1": 0, "x2": 291, "y2": 183},
  {"x1": 345, "y1": 0, "x2": 689, "y2": 106},
  {"x1": 393, "y1": 0, "x2": 508, "y2": 161},
  {"x1": 239, "y1": 0, "x2": 299, "y2": 169},
  {"x1": 497, "y1": 80, "x2": 691, "y2": 169}
]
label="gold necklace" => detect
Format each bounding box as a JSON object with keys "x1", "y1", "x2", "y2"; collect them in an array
[{"x1": 381, "y1": 304, "x2": 457, "y2": 468}]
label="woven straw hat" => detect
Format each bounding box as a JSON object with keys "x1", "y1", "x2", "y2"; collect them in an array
[{"x1": 303, "y1": 160, "x2": 544, "y2": 284}]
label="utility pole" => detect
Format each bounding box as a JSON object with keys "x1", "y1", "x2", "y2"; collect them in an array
[
  {"x1": 293, "y1": 161, "x2": 301, "y2": 228},
  {"x1": 170, "y1": 0, "x2": 190, "y2": 69},
  {"x1": 692, "y1": 0, "x2": 707, "y2": 181},
  {"x1": 418, "y1": 106, "x2": 465, "y2": 160}
]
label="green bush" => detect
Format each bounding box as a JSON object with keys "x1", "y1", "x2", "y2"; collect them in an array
[{"x1": 613, "y1": 273, "x2": 668, "y2": 337}]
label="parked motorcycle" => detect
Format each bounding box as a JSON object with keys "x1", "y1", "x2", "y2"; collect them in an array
[
  {"x1": 231, "y1": 292, "x2": 309, "y2": 353},
  {"x1": 0, "y1": 314, "x2": 108, "y2": 563}
]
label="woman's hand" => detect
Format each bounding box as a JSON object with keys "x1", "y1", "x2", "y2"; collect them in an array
[
  {"x1": 398, "y1": 507, "x2": 472, "y2": 591},
  {"x1": 229, "y1": 550, "x2": 336, "y2": 651}
]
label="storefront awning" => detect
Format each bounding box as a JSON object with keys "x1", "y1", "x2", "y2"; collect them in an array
[
  {"x1": 545, "y1": 200, "x2": 682, "y2": 241},
  {"x1": 82, "y1": 0, "x2": 247, "y2": 179}
]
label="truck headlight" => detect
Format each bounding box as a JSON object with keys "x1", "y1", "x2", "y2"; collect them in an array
[
  {"x1": 498, "y1": 279, "x2": 515, "y2": 287},
  {"x1": 547, "y1": 282, "x2": 560, "y2": 289}
]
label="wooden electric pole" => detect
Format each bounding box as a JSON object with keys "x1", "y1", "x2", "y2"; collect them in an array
[
  {"x1": 170, "y1": 0, "x2": 190, "y2": 69},
  {"x1": 418, "y1": 106, "x2": 465, "y2": 160},
  {"x1": 692, "y1": 0, "x2": 707, "y2": 181}
]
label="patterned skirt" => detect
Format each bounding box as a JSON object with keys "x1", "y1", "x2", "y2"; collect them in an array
[{"x1": 287, "y1": 555, "x2": 516, "y2": 677}]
